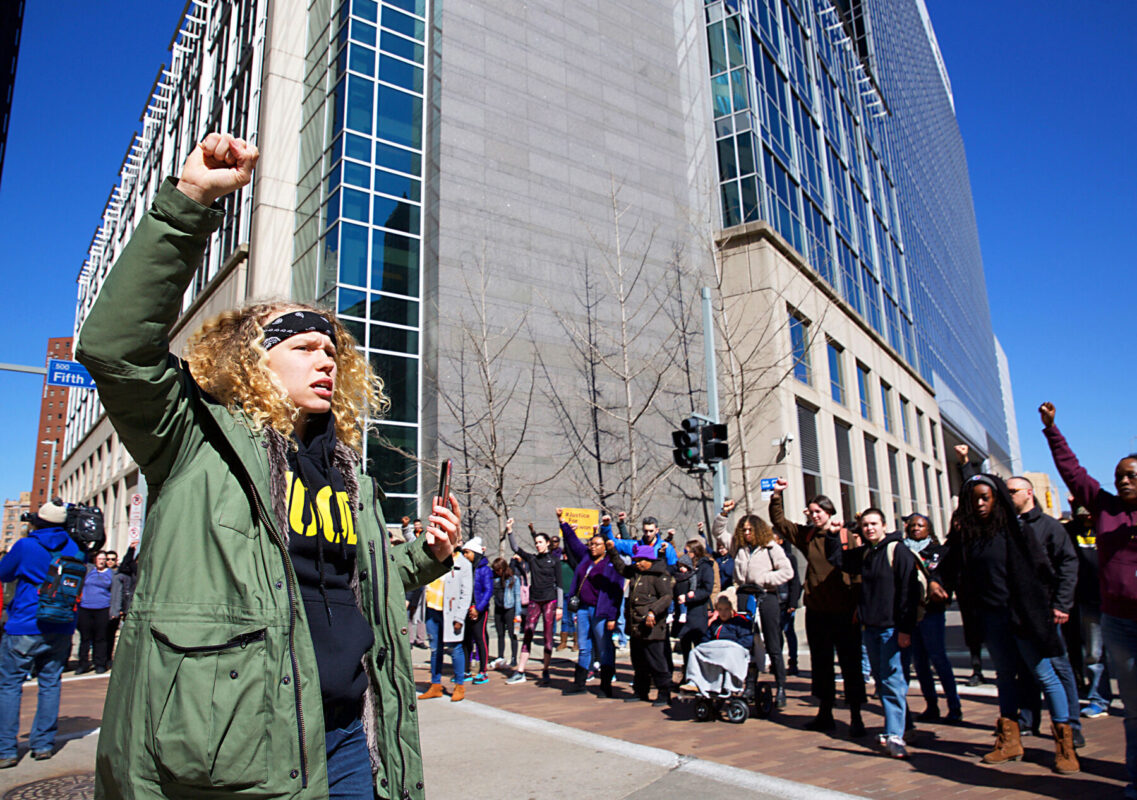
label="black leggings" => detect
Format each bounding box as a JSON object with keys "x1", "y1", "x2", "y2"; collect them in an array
[
  {"x1": 752, "y1": 593, "x2": 786, "y2": 688},
  {"x1": 464, "y1": 609, "x2": 490, "y2": 673},
  {"x1": 804, "y1": 608, "x2": 865, "y2": 707},
  {"x1": 77, "y1": 606, "x2": 110, "y2": 670},
  {"x1": 494, "y1": 604, "x2": 518, "y2": 663}
]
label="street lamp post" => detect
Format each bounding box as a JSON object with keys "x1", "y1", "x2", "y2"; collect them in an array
[{"x1": 41, "y1": 440, "x2": 57, "y2": 501}]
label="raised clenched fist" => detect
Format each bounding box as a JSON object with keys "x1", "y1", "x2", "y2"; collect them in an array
[
  {"x1": 954, "y1": 444, "x2": 969, "y2": 464},
  {"x1": 176, "y1": 133, "x2": 259, "y2": 206},
  {"x1": 1039, "y1": 402, "x2": 1056, "y2": 428}
]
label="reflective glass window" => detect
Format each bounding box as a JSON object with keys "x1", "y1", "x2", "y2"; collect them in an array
[
  {"x1": 370, "y1": 230, "x2": 419, "y2": 296},
  {"x1": 340, "y1": 222, "x2": 368, "y2": 287},
  {"x1": 376, "y1": 85, "x2": 422, "y2": 148},
  {"x1": 369, "y1": 352, "x2": 418, "y2": 423},
  {"x1": 372, "y1": 194, "x2": 420, "y2": 234}
]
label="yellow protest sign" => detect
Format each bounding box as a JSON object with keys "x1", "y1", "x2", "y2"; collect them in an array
[{"x1": 559, "y1": 508, "x2": 600, "y2": 540}]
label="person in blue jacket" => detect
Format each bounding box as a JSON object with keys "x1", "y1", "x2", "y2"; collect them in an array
[
  {"x1": 0, "y1": 500, "x2": 83, "y2": 766},
  {"x1": 707, "y1": 594, "x2": 754, "y2": 650},
  {"x1": 461, "y1": 538, "x2": 494, "y2": 685},
  {"x1": 599, "y1": 515, "x2": 677, "y2": 568}
]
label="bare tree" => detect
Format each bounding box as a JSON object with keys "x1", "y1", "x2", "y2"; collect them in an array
[{"x1": 543, "y1": 180, "x2": 689, "y2": 522}]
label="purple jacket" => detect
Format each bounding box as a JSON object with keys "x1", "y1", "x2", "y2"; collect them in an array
[
  {"x1": 1046, "y1": 424, "x2": 1137, "y2": 619},
  {"x1": 562, "y1": 520, "x2": 624, "y2": 620}
]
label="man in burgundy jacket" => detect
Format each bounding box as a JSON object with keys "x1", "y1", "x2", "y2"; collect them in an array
[{"x1": 1041, "y1": 401, "x2": 1137, "y2": 797}]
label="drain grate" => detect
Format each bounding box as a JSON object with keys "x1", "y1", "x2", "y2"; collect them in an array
[{"x1": 3, "y1": 773, "x2": 96, "y2": 799}]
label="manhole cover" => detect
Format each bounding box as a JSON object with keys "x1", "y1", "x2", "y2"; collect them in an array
[{"x1": 3, "y1": 773, "x2": 95, "y2": 799}]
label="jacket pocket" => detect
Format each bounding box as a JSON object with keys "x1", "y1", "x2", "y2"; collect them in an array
[{"x1": 146, "y1": 623, "x2": 269, "y2": 788}]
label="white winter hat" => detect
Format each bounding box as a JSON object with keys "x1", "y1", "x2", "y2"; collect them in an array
[
  {"x1": 461, "y1": 536, "x2": 485, "y2": 555},
  {"x1": 35, "y1": 500, "x2": 68, "y2": 526}
]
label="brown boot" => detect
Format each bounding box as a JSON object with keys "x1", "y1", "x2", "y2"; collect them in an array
[
  {"x1": 558, "y1": 632, "x2": 569, "y2": 650},
  {"x1": 450, "y1": 684, "x2": 466, "y2": 702},
  {"x1": 1052, "y1": 723, "x2": 1080, "y2": 774},
  {"x1": 417, "y1": 683, "x2": 445, "y2": 700},
  {"x1": 982, "y1": 717, "x2": 1024, "y2": 764}
]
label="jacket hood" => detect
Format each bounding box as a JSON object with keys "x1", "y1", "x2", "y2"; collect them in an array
[
  {"x1": 866, "y1": 530, "x2": 905, "y2": 549},
  {"x1": 30, "y1": 526, "x2": 72, "y2": 551}
]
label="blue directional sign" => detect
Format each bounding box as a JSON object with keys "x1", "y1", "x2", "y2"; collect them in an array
[{"x1": 46, "y1": 359, "x2": 97, "y2": 389}]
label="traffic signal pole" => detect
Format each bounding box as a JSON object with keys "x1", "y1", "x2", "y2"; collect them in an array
[{"x1": 701, "y1": 288, "x2": 726, "y2": 513}]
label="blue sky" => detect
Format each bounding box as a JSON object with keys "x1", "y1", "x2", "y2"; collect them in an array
[{"x1": 0, "y1": 2, "x2": 1133, "y2": 509}]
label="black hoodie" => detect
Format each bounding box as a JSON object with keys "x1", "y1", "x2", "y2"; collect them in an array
[{"x1": 826, "y1": 530, "x2": 919, "y2": 634}]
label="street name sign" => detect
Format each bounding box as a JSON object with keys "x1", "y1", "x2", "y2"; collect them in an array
[{"x1": 46, "y1": 359, "x2": 96, "y2": 389}]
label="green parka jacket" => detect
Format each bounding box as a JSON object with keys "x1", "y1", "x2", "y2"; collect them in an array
[{"x1": 77, "y1": 179, "x2": 448, "y2": 800}]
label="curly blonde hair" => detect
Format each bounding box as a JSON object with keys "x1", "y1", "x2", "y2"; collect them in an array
[{"x1": 185, "y1": 301, "x2": 388, "y2": 451}]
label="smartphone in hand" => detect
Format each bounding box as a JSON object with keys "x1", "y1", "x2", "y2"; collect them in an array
[{"x1": 437, "y1": 458, "x2": 452, "y2": 503}]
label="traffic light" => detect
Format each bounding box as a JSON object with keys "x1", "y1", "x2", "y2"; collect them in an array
[
  {"x1": 672, "y1": 416, "x2": 703, "y2": 470},
  {"x1": 701, "y1": 423, "x2": 729, "y2": 464}
]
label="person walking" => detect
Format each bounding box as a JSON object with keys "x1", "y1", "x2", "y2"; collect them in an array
[
  {"x1": 940, "y1": 466, "x2": 1078, "y2": 775},
  {"x1": 899, "y1": 514, "x2": 962, "y2": 723},
  {"x1": 1041, "y1": 402, "x2": 1135, "y2": 786},
  {"x1": 75, "y1": 551, "x2": 114, "y2": 674},
  {"x1": 607, "y1": 542, "x2": 674, "y2": 706},
  {"x1": 0, "y1": 500, "x2": 83, "y2": 766},
  {"x1": 766, "y1": 483, "x2": 867, "y2": 736},
  {"x1": 75, "y1": 134, "x2": 460, "y2": 799},
  {"x1": 827, "y1": 508, "x2": 919, "y2": 759}
]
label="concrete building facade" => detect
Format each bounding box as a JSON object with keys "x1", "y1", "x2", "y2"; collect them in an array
[{"x1": 59, "y1": 0, "x2": 1013, "y2": 553}]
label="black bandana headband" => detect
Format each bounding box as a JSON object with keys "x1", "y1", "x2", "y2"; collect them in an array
[{"x1": 261, "y1": 310, "x2": 337, "y2": 351}]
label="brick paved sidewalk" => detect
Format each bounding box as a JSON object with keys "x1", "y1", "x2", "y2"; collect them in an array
[{"x1": 429, "y1": 649, "x2": 1128, "y2": 799}]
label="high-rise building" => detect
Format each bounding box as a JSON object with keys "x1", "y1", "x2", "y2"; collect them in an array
[
  {"x1": 61, "y1": 0, "x2": 1013, "y2": 549},
  {"x1": 0, "y1": 0, "x2": 24, "y2": 189},
  {"x1": 30, "y1": 337, "x2": 72, "y2": 512},
  {"x1": 1, "y1": 492, "x2": 31, "y2": 555}
]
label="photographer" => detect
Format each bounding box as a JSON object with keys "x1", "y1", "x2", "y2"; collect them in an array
[{"x1": 0, "y1": 500, "x2": 82, "y2": 766}]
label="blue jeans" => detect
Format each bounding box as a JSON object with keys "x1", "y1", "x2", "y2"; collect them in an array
[
  {"x1": 326, "y1": 718, "x2": 372, "y2": 799},
  {"x1": 901, "y1": 611, "x2": 961, "y2": 713},
  {"x1": 863, "y1": 626, "x2": 908, "y2": 739},
  {"x1": 575, "y1": 605, "x2": 615, "y2": 670},
  {"x1": 425, "y1": 608, "x2": 465, "y2": 685},
  {"x1": 616, "y1": 603, "x2": 628, "y2": 647},
  {"x1": 1103, "y1": 613, "x2": 1137, "y2": 799},
  {"x1": 0, "y1": 632, "x2": 72, "y2": 758},
  {"x1": 981, "y1": 609, "x2": 1069, "y2": 724},
  {"x1": 561, "y1": 593, "x2": 576, "y2": 635},
  {"x1": 861, "y1": 640, "x2": 872, "y2": 682},
  {"x1": 1082, "y1": 606, "x2": 1113, "y2": 705}
]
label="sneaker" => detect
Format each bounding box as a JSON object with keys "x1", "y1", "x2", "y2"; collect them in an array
[
  {"x1": 945, "y1": 708, "x2": 963, "y2": 724},
  {"x1": 471, "y1": 673, "x2": 489, "y2": 685},
  {"x1": 586, "y1": 670, "x2": 597, "y2": 683},
  {"x1": 1082, "y1": 702, "x2": 1109, "y2": 719},
  {"x1": 535, "y1": 672, "x2": 551, "y2": 687},
  {"x1": 878, "y1": 733, "x2": 889, "y2": 748},
  {"x1": 0, "y1": 757, "x2": 16, "y2": 769},
  {"x1": 967, "y1": 672, "x2": 983, "y2": 687},
  {"x1": 886, "y1": 736, "x2": 908, "y2": 759},
  {"x1": 679, "y1": 682, "x2": 698, "y2": 693},
  {"x1": 449, "y1": 675, "x2": 467, "y2": 684},
  {"x1": 1073, "y1": 728, "x2": 1086, "y2": 749},
  {"x1": 30, "y1": 749, "x2": 53, "y2": 761},
  {"x1": 488, "y1": 658, "x2": 505, "y2": 670},
  {"x1": 505, "y1": 672, "x2": 526, "y2": 685},
  {"x1": 917, "y1": 706, "x2": 941, "y2": 722}
]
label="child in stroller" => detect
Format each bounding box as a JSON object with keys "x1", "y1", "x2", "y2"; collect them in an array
[{"x1": 683, "y1": 589, "x2": 774, "y2": 723}]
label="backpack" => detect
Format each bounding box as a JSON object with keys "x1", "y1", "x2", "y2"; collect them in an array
[
  {"x1": 886, "y1": 542, "x2": 929, "y2": 623},
  {"x1": 65, "y1": 504, "x2": 106, "y2": 555},
  {"x1": 36, "y1": 547, "x2": 87, "y2": 626}
]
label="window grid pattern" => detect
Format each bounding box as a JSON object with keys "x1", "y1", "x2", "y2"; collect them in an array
[
  {"x1": 294, "y1": 0, "x2": 429, "y2": 523},
  {"x1": 703, "y1": 0, "x2": 918, "y2": 375}
]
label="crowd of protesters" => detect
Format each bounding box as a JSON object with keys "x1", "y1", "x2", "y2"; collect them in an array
[{"x1": 400, "y1": 401, "x2": 1136, "y2": 791}]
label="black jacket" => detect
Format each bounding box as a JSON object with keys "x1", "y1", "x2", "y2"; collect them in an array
[
  {"x1": 1064, "y1": 517, "x2": 1101, "y2": 607},
  {"x1": 609, "y1": 554, "x2": 674, "y2": 641},
  {"x1": 507, "y1": 530, "x2": 561, "y2": 603},
  {"x1": 942, "y1": 472, "x2": 1064, "y2": 658},
  {"x1": 1022, "y1": 505, "x2": 1078, "y2": 613},
  {"x1": 676, "y1": 558, "x2": 715, "y2": 637},
  {"x1": 827, "y1": 530, "x2": 919, "y2": 634}
]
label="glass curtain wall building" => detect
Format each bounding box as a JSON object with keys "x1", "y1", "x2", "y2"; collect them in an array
[
  {"x1": 703, "y1": 0, "x2": 1010, "y2": 460},
  {"x1": 294, "y1": 0, "x2": 428, "y2": 522}
]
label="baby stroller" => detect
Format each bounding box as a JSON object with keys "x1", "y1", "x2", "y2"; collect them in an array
[{"x1": 683, "y1": 639, "x2": 774, "y2": 724}]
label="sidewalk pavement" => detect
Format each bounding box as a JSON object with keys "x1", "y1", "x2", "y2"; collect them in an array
[{"x1": 1, "y1": 609, "x2": 1128, "y2": 799}]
